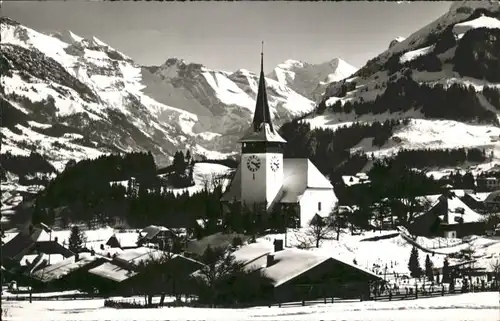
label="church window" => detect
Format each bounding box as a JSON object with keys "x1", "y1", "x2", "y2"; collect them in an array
[{"x1": 318, "y1": 202, "x2": 322, "y2": 211}]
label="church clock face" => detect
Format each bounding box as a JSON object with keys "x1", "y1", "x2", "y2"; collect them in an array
[
  {"x1": 246, "y1": 155, "x2": 261, "y2": 172},
  {"x1": 270, "y1": 156, "x2": 280, "y2": 172}
]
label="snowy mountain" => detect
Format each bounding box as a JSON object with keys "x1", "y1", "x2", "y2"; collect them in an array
[
  {"x1": 140, "y1": 59, "x2": 316, "y2": 154},
  {"x1": 268, "y1": 58, "x2": 357, "y2": 102},
  {"x1": 0, "y1": 17, "x2": 317, "y2": 210},
  {"x1": 305, "y1": 1, "x2": 500, "y2": 171}
]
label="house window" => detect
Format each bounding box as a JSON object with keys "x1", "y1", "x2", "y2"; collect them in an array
[{"x1": 318, "y1": 202, "x2": 322, "y2": 211}]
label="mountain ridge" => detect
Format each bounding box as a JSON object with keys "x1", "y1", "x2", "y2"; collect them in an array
[{"x1": 303, "y1": 1, "x2": 500, "y2": 172}]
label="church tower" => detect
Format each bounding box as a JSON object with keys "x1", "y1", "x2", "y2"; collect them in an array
[{"x1": 239, "y1": 43, "x2": 287, "y2": 210}]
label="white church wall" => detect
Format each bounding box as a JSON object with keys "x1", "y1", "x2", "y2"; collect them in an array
[
  {"x1": 241, "y1": 153, "x2": 268, "y2": 204},
  {"x1": 241, "y1": 152, "x2": 284, "y2": 207},
  {"x1": 299, "y1": 189, "x2": 338, "y2": 227}
]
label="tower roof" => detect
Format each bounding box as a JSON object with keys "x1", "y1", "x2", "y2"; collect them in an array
[{"x1": 239, "y1": 42, "x2": 286, "y2": 144}]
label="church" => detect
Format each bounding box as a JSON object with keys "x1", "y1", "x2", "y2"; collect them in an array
[{"x1": 220, "y1": 48, "x2": 337, "y2": 227}]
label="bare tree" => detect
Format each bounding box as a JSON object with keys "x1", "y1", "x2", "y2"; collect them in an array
[
  {"x1": 490, "y1": 260, "x2": 500, "y2": 288},
  {"x1": 329, "y1": 206, "x2": 345, "y2": 241},
  {"x1": 189, "y1": 245, "x2": 273, "y2": 307},
  {"x1": 190, "y1": 245, "x2": 242, "y2": 307},
  {"x1": 201, "y1": 172, "x2": 228, "y2": 192},
  {"x1": 305, "y1": 214, "x2": 333, "y2": 248},
  {"x1": 136, "y1": 236, "x2": 190, "y2": 307}
]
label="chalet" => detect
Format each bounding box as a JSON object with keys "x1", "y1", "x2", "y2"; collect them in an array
[
  {"x1": 220, "y1": 49, "x2": 337, "y2": 228},
  {"x1": 341, "y1": 173, "x2": 371, "y2": 187},
  {"x1": 227, "y1": 239, "x2": 382, "y2": 303},
  {"x1": 460, "y1": 191, "x2": 489, "y2": 214},
  {"x1": 1, "y1": 224, "x2": 74, "y2": 269},
  {"x1": 138, "y1": 225, "x2": 175, "y2": 246},
  {"x1": 87, "y1": 247, "x2": 204, "y2": 296},
  {"x1": 86, "y1": 260, "x2": 139, "y2": 295},
  {"x1": 484, "y1": 190, "x2": 500, "y2": 213},
  {"x1": 477, "y1": 177, "x2": 500, "y2": 191},
  {"x1": 185, "y1": 232, "x2": 250, "y2": 256},
  {"x1": 105, "y1": 232, "x2": 139, "y2": 250},
  {"x1": 409, "y1": 193, "x2": 486, "y2": 238},
  {"x1": 26, "y1": 253, "x2": 105, "y2": 292}
]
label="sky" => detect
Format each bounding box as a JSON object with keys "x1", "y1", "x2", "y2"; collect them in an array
[{"x1": 2, "y1": 1, "x2": 452, "y2": 73}]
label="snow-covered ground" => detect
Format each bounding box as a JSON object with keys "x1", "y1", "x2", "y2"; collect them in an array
[
  {"x1": 305, "y1": 116, "x2": 500, "y2": 168},
  {"x1": 259, "y1": 229, "x2": 500, "y2": 278},
  {"x1": 2, "y1": 226, "x2": 118, "y2": 251},
  {"x1": 2, "y1": 292, "x2": 498, "y2": 321},
  {"x1": 110, "y1": 162, "x2": 234, "y2": 196}
]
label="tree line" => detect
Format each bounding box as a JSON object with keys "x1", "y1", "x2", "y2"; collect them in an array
[{"x1": 324, "y1": 77, "x2": 498, "y2": 125}]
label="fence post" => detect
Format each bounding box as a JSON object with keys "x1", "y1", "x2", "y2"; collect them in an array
[
  {"x1": 441, "y1": 285, "x2": 444, "y2": 296},
  {"x1": 415, "y1": 285, "x2": 418, "y2": 299},
  {"x1": 389, "y1": 291, "x2": 392, "y2": 301}
]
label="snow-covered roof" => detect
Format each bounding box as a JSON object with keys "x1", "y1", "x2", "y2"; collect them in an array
[
  {"x1": 485, "y1": 190, "x2": 500, "y2": 203},
  {"x1": 465, "y1": 192, "x2": 490, "y2": 202},
  {"x1": 140, "y1": 225, "x2": 171, "y2": 240},
  {"x1": 107, "y1": 232, "x2": 139, "y2": 248},
  {"x1": 221, "y1": 158, "x2": 333, "y2": 203},
  {"x1": 231, "y1": 241, "x2": 381, "y2": 287},
  {"x1": 87, "y1": 262, "x2": 137, "y2": 282},
  {"x1": 231, "y1": 241, "x2": 274, "y2": 266},
  {"x1": 114, "y1": 247, "x2": 167, "y2": 265},
  {"x1": 30, "y1": 254, "x2": 99, "y2": 283},
  {"x1": 20, "y1": 253, "x2": 65, "y2": 267},
  {"x1": 342, "y1": 175, "x2": 371, "y2": 187},
  {"x1": 440, "y1": 196, "x2": 484, "y2": 225},
  {"x1": 2, "y1": 225, "x2": 74, "y2": 261}
]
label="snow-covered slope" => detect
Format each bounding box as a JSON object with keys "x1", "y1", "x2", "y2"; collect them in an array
[
  {"x1": 268, "y1": 58, "x2": 357, "y2": 102},
  {"x1": 372, "y1": 0, "x2": 500, "y2": 69},
  {"x1": 304, "y1": 1, "x2": 500, "y2": 171},
  {"x1": 1, "y1": 17, "x2": 205, "y2": 168}
]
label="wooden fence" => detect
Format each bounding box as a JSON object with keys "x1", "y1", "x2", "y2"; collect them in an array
[
  {"x1": 2, "y1": 292, "x2": 101, "y2": 302},
  {"x1": 269, "y1": 284, "x2": 499, "y2": 308}
]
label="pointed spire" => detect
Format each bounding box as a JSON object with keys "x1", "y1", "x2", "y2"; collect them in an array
[{"x1": 252, "y1": 41, "x2": 274, "y2": 132}]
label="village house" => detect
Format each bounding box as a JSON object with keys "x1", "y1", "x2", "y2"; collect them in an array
[
  {"x1": 225, "y1": 239, "x2": 383, "y2": 303},
  {"x1": 483, "y1": 190, "x2": 500, "y2": 213},
  {"x1": 105, "y1": 232, "x2": 139, "y2": 250},
  {"x1": 1, "y1": 224, "x2": 74, "y2": 269},
  {"x1": 341, "y1": 173, "x2": 371, "y2": 187},
  {"x1": 477, "y1": 177, "x2": 500, "y2": 191},
  {"x1": 26, "y1": 253, "x2": 106, "y2": 292},
  {"x1": 460, "y1": 191, "x2": 489, "y2": 214},
  {"x1": 409, "y1": 193, "x2": 486, "y2": 238},
  {"x1": 221, "y1": 51, "x2": 337, "y2": 227},
  {"x1": 86, "y1": 247, "x2": 204, "y2": 296},
  {"x1": 138, "y1": 225, "x2": 180, "y2": 247}
]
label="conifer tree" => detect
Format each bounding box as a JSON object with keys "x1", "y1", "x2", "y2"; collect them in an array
[
  {"x1": 425, "y1": 254, "x2": 434, "y2": 282},
  {"x1": 442, "y1": 258, "x2": 450, "y2": 283},
  {"x1": 408, "y1": 246, "x2": 422, "y2": 278},
  {"x1": 68, "y1": 226, "x2": 87, "y2": 253}
]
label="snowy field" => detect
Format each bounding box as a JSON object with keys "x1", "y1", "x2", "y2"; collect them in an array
[
  {"x1": 2, "y1": 292, "x2": 499, "y2": 321},
  {"x1": 110, "y1": 162, "x2": 234, "y2": 196},
  {"x1": 260, "y1": 229, "x2": 500, "y2": 278}
]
